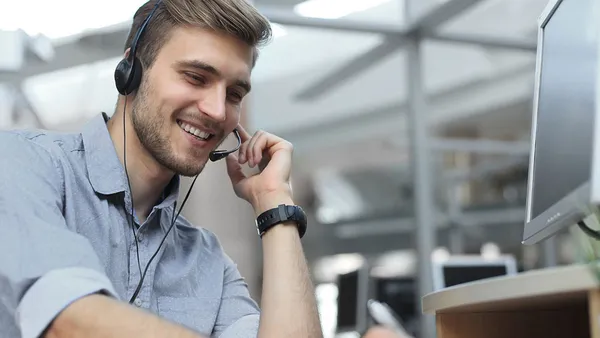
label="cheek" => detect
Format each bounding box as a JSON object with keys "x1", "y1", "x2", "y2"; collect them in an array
[
  {"x1": 226, "y1": 106, "x2": 241, "y2": 127},
  {"x1": 162, "y1": 81, "x2": 191, "y2": 100},
  {"x1": 157, "y1": 77, "x2": 196, "y2": 111}
]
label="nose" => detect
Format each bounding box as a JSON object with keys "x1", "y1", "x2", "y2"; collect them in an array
[{"x1": 197, "y1": 85, "x2": 227, "y2": 122}]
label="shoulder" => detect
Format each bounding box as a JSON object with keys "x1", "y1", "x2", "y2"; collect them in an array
[
  {"x1": 174, "y1": 215, "x2": 228, "y2": 256},
  {"x1": 0, "y1": 130, "x2": 58, "y2": 169},
  {"x1": 0, "y1": 129, "x2": 83, "y2": 185},
  {"x1": 0, "y1": 128, "x2": 81, "y2": 160}
]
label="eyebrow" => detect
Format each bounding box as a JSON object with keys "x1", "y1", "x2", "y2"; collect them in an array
[{"x1": 176, "y1": 60, "x2": 251, "y2": 94}]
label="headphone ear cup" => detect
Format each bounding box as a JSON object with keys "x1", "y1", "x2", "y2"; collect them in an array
[
  {"x1": 127, "y1": 57, "x2": 143, "y2": 94},
  {"x1": 114, "y1": 58, "x2": 132, "y2": 95}
]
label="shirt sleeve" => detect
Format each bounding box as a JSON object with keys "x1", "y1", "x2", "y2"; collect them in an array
[
  {"x1": 212, "y1": 253, "x2": 260, "y2": 338},
  {"x1": 0, "y1": 132, "x2": 119, "y2": 338}
]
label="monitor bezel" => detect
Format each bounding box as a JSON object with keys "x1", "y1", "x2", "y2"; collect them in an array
[
  {"x1": 523, "y1": 0, "x2": 599, "y2": 245},
  {"x1": 431, "y1": 255, "x2": 517, "y2": 291}
]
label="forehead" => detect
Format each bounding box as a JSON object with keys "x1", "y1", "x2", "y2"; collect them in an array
[{"x1": 156, "y1": 26, "x2": 253, "y2": 80}]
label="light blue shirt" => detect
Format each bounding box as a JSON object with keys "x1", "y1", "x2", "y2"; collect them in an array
[{"x1": 0, "y1": 113, "x2": 260, "y2": 338}]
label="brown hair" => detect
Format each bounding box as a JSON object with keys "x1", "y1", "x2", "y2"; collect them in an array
[{"x1": 124, "y1": 0, "x2": 272, "y2": 69}]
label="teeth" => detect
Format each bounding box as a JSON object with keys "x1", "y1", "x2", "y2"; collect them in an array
[{"x1": 178, "y1": 121, "x2": 212, "y2": 140}]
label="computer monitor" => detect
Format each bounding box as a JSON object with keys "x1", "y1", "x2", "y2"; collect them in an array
[
  {"x1": 431, "y1": 255, "x2": 517, "y2": 291},
  {"x1": 335, "y1": 265, "x2": 370, "y2": 333},
  {"x1": 524, "y1": 0, "x2": 600, "y2": 244},
  {"x1": 372, "y1": 277, "x2": 418, "y2": 336}
]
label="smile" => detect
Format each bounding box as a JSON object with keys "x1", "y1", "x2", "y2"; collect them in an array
[{"x1": 177, "y1": 120, "x2": 214, "y2": 141}]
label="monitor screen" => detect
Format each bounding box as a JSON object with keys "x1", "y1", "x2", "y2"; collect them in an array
[
  {"x1": 443, "y1": 265, "x2": 507, "y2": 288},
  {"x1": 531, "y1": 0, "x2": 598, "y2": 219},
  {"x1": 336, "y1": 270, "x2": 359, "y2": 329},
  {"x1": 374, "y1": 277, "x2": 416, "y2": 322}
]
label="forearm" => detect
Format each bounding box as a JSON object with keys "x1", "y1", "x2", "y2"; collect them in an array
[
  {"x1": 228, "y1": 128, "x2": 323, "y2": 337},
  {"x1": 257, "y1": 221, "x2": 323, "y2": 338},
  {"x1": 45, "y1": 294, "x2": 204, "y2": 338}
]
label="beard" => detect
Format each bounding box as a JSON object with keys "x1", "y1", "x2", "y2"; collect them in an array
[{"x1": 130, "y1": 80, "x2": 208, "y2": 177}]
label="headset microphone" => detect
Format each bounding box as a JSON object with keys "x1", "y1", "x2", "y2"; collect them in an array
[{"x1": 209, "y1": 128, "x2": 241, "y2": 162}]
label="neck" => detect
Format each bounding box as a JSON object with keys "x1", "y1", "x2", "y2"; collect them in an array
[{"x1": 108, "y1": 97, "x2": 174, "y2": 222}]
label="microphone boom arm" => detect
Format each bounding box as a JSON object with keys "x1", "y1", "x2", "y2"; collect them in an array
[{"x1": 209, "y1": 128, "x2": 241, "y2": 162}]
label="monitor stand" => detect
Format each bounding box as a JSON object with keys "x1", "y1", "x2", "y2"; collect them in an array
[{"x1": 422, "y1": 264, "x2": 600, "y2": 338}]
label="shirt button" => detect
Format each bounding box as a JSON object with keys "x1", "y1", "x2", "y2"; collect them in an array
[{"x1": 134, "y1": 298, "x2": 142, "y2": 307}]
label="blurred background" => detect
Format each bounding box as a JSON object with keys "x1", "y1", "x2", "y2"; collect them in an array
[{"x1": 0, "y1": 0, "x2": 578, "y2": 337}]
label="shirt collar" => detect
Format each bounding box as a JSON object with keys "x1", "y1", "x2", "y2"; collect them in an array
[
  {"x1": 82, "y1": 113, "x2": 180, "y2": 210},
  {"x1": 155, "y1": 175, "x2": 180, "y2": 210}
]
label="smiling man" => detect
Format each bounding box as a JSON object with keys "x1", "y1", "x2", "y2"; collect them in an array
[{"x1": 0, "y1": 1, "x2": 323, "y2": 338}]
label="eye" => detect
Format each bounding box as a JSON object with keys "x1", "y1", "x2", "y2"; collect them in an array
[
  {"x1": 184, "y1": 72, "x2": 207, "y2": 86},
  {"x1": 227, "y1": 91, "x2": 244, "y2": 104}
]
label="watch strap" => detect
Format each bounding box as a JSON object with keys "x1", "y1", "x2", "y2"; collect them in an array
[{"x1": 256, "y1": 204, "x2": 307, "y2": 238}]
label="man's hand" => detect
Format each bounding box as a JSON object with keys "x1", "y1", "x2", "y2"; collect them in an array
[
  {"x1": 225, "y1": 126, "x2": 294, "y2": 215},
  {"x1": 225, "y1": 125, "x2": 323, "y2": 338}
]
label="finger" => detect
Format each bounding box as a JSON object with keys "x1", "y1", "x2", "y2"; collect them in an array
[
  {"x1": 251, "y1": 132, "x2": 270, "y2": 166},
  {"x1": 225, "y1": 153, "x2": 246, "y2": 186},
  {"x1": 257, "y1": 132, "x2": 288, "y2": 158},
  {"x1": 236, "y1": 126, "x2": 252, "y2": 164},
  {"x1": 263, "y1": 136, "x2": 294, "y2": 182},
  {"x1": 238, "y1": 138, "x2": 250, "y2": 164},
  {"x1": 267, "y1": 145, "x2": 293, "y2": 182},
  {"x1": 247, "y1": 130, "x2": 263, "y2": 167}
]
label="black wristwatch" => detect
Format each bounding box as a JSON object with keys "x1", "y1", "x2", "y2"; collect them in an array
[{"x1": 255, "y1": 204, "x2": 307, "y2": 238}]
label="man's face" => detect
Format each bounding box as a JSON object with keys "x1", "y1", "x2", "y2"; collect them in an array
[{"x1": 131, "y1": 26, "x2": 253, "y2": 177}]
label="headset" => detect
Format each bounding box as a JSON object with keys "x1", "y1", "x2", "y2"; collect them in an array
[
  {"x1": 113, "y1": 0, "x2": 242, "y2": 304},
  {"x1": 209, "y1": 130, "x2": 241, "y2": 161},
  {"x1": 114, "y1": 0, "x2": 241, "y2": 162}
]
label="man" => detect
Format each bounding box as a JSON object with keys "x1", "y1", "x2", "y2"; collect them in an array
[{"x1": 0, "y1": 0, "x2": 323, "y2": 337}]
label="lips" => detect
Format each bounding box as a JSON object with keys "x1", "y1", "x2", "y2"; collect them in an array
[{"x1": 177, "y1": 120, "x2": 214, "y2": 141}]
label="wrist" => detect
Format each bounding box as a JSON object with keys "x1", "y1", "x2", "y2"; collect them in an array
[{"x1": 252, "y1": 191, "x2": 294, "y2": 217}]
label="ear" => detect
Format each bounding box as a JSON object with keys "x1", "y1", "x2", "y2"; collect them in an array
[{"x1": 123, "y1": 48, "x2": 132, "y2": 60}]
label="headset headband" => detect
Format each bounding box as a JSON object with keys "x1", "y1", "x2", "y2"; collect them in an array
[{"x1": 129, "y1": 0, "x2": 162, "y2": 62}]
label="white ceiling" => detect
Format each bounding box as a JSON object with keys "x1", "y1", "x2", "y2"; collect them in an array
[{"x1": 0, "y1": 0, "x2": 146, "y2": 40}]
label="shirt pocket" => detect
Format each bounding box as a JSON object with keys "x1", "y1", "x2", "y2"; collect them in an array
[{"x1": 157, "y1": 296, "x2": 221, "y2": 336}]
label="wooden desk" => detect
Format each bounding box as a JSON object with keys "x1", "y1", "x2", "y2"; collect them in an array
[{"x1": 422, "y1": 264, "x2": 600, "y2": 338}]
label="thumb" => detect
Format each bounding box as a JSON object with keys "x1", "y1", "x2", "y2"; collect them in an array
[{"x1": 225, "y1": 153, "x2": 246, "y2": 186}]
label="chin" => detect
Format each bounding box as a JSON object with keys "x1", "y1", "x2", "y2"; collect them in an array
[
  {"x1": 173, "y1": 161, "x2": 207, "y2": 177},
  {"x1": 160, "y1": 152, "x2": 209, "y2": 177}
]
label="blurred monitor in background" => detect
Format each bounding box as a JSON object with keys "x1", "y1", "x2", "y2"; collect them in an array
[
  {"x1": 372, "y1": 277, "x2": 418, "y2": 337},
  {"x1": 337, "y1": 270, "x2": 359, "y2": 330},
  {"x1": 524, "y1": 0, "x2": 600, "y2": 244},
  {"x1": 432, "y1": 255, "x2": 517, "y2": 291},
  {"x1": 336, "y1": 266, "x2": 369, "y2": 334}
]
